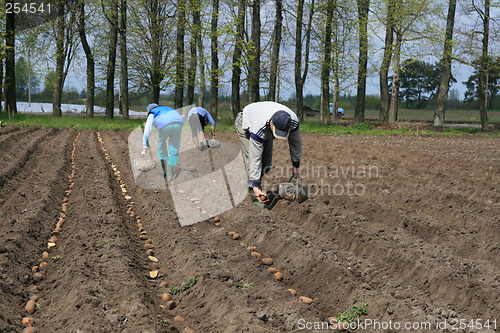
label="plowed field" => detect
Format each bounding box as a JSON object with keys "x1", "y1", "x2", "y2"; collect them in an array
[{"x1": 0, "y1": 127, "x2": 498, "y2": 333}]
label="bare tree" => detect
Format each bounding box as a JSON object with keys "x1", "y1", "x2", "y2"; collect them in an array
[
  {"x1": 248, "y1": 0, "x2": 261, "y2": 102},
  {"x1": 231, "y1": 0, "x2": 245, "y2": 117},
  {"x1": 78, "y1": 0, "x2": 95, "y2": 118},
  {"x1": 388, "y1": 28, "x2": 402, "y2": 124},
  {"x1": 0, "y1": 54, "x2": 3, "y2": 112},
  {"x1": 52, "y1": 0, "x2": 66, "y2": 117},
  {"x1": 196, "y1": 5, "x2": 205, "y2": 106},
  {"x1": 320, "y1": 0, "x2": 334, "y2": 124},
  {"x1": 268, "y1": 0, "x2": 283, "y2": 102},
  {"x1": 104, "y1": 0, "x2": 119, "y2": 118},
  {"x1": 379, "y1": 0, "x2": 394, "y2": 123},
  {"x1": 5, "y1": 1, "x2": 17, "y2": 115},
  {"x1": 174, "y1": 0, "x2": 186, "y2": 108},
  {"x1": 331, "y1": 3, "x2": 351, "y2": 123},
  {"x1": 53, "y1": 0, "x2": 77, "y2": 117},
  {"x1": 294, "y1": 0, "x2": 315, "y2": 122},
  {"x1": 385, "y1": 0, "x2": 436, "y2": 124},
  {"x1": 186, "y1": 0, "x2": 201, "y2": 106},
  {"x1": 210, "y1": 0, "x2": 219, "y2": 118},
  {"x1": 119, "y1": 0, "x2": 129, "y2": 118},
  {"x1": 127, "y1": 0, "x2": 173, "y2": 103},
  {"x1": 474, "y1": 0, "x2": 490, "y2": 131},
  {"x1": 433, "y1": 0, "x2": 456, "y2": 127},
  {"x1": 354, "y1": 0, "x2": 370, "y2": 123}
]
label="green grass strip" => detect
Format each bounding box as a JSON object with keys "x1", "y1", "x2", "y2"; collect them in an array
[{"x1": 1, "y1": 112, "x2": 498, "y2": 136}]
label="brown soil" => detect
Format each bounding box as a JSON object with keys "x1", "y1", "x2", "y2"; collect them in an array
[{"x1": 0, "y1": 127, "x2": 498, "y2": 333}]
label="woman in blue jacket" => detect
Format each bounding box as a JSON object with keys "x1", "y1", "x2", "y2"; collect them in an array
[{"x1": 141, "y1": 103, "x2": 183, "y2": 181}]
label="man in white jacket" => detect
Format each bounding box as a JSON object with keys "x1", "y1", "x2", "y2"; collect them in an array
[{"x1": 235, "y1": 101, "x2": 302, "y2": 203}]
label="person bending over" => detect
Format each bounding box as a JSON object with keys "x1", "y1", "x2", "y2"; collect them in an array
[
  {"x1": 235, "y1": 101, "x2": 302, "y2": 203},
  {"x1": 187, "y1": 106, "x2": 216, "y2": 151},
  {"x1": 142, "y1": 103, "x2": 184, "y2": 181}
]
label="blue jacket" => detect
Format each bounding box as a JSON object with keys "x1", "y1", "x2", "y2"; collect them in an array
[
  {"x1": 143, "y1": 106, "x2": 184, "y2": 148},
  {"x1": 149, "y1": 105, "x2": 183, "y2": 129}
]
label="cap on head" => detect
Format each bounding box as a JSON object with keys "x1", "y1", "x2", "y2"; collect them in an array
[
  {"x1": 271, "y1": 110, "x2": 292, "y2": 140},
  {"x1": 146, "y1": 103, "x2": 158, "y2": 112}
]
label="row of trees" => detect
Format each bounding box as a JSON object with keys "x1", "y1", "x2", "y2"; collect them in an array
[
  {"x1": 2, "y1": 0, "x2": 497, "y2": 130},
  {"x1": 397, "y1": 57, "x2": 499, "y2": 111},
  {"x1": 16, "y1": 55, "x2": 498, "y2": 110}
]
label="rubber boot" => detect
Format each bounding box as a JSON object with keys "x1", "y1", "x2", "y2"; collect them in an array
[
  {"x1": 166, "y1": 165, "x2": 174, "y2": 182},
  {"x1": 160, "y1": 159, "x2": 167, "y2": 178}
]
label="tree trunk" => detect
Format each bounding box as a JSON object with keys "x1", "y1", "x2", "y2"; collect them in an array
[
  {"x1": 231, "y1": 0, "x2": 245, "y2": 117},
  {"x1": 210, "y1": 0, "x2": 219, "y2": 118},
  {"x1": 0, "y1": 56, "x2": 3, "y2": 112},
  {"x1": 379, "y1": 0, "x2": 394, "y2": 123},
  {"x1": 148, "y1": 1, "x2": 163, "y2": 104},
  {"x1": 5, "y1": 3, "x2": 17, "y2": 115},
  {"x1": 478, "y1": 0, "x2": 489, "y2": 131},
  {"x1": 354, "y1": 0, "x2": 370, "y2": 123},
  {"x1": 294, "y1": 0, "x2": 314, "y2": 122},
  {"x1": 186, "y1": 36, "x2": 196, "y2": 106},
  {"x1": 174, "y1": 0, "x2": 186, "y2": 108},
  {"x1": 268, "y1": 0, "x2": 283, "y2": 102},
  {"x1": 105, "y1": 0, "x2": 118, "y2": 118},
  {"x1": 433, "y1": 0, "x2": 456, "y2": 127},
  {"x1": 53, "y1": 0, "x2": 65, "y2": 117},
  {"x1": 332, "y1": 8, "x2": 339, "y2": 122},
  {"x1": 186, "y1": 0, "x2": 200, "y2": 106},
  {"x1": 302, "y1": 0, "x2": 313, "y2": 121},
  {"x1": 119, "y1": 0, "x2": 129, "y2": 119},
  {"x1": 294, "y1": 0, "x2": 304, "y2": 122},
  {"x1": 78, "y1": 0, "x2": 95, "y2": 118},
  {"x1": 248, "y1": 0, "x2": 261, "y2": 102},
  {"x1": 388, "y1": 31, "x2": 402, "y2": 124},
  {"x1": 320, "y1": 0, "x2": 334, "y2": 125},
  {"x1": 195, "y1": 7, "x2": 205, "y2": 107}
]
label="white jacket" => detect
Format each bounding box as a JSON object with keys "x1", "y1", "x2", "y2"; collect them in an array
[{"x1": 242, "y1": 102, "x2": 302, "y2": 188}]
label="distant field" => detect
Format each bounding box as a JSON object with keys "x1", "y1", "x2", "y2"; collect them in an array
[
  {"x1": 341, "y1": 108, "x2": 500, "y2": 123},
  {"x1": 216, "y1": 106, "x2": 500, "y2": 124}
]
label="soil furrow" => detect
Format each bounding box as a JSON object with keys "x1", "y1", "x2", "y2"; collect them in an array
[
  {"x1": 3, "y1": 128, "x2": 498, "y2": 333},
  {"x1": 0, "y1": 126, "x2": 40, "y2": 152},
  {"x1": 36, "y1": 130, "x2": 164, "y2": 333},
  {"x1": 100, "y1": 130, "x2": 500, "y2": 332},
  {"x1": 291, "y1": 136, "x2": 499, "y2": 203},
  {"x1": 350, "y1": 135, "x2": 500, "y2": 165},
  {"x1": 270, "y1": 139, "x2": 499, "y2": 267},
  {"x1": 222, "y1": 200, "x2": 499, "y2": 325},
  {"x1": 0, "y1": 127, "x2": 55, "y2": 191},
  {"x1": 0, "y1": 126, "x2": 21, "y2": 134},
  {"x1": 0, "y1": 128, "x2": 75, "y2": 333},
  {"x1": 0, "y1": 126, "x2": 23, "y2": 142},
  {"x1": 337, "y1": 189, "x2": 499, "y2": 266},
  {"x1": 99, "y1": 130, "x2": 326, "y2": 332}
]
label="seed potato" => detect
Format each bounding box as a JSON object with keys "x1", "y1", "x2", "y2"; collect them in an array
[
  {"x1": 261, "y1": 258, "x2": 273, "y2": 265},
  {"x1": 21, "y1": 317, "x2": 35, "y2": 327},
  {"x1": 250, "y1": 252, "x2": 261, "y2": 258},
  {"x1": 25, "y1": 300, "x2": 36, "y2": 315},
  {"x1": 267, "y1": 267, "x2": 278, "y2": 273},
  {"x1": 298, "y1": 296, "x2": 313, "y2": 304}
]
